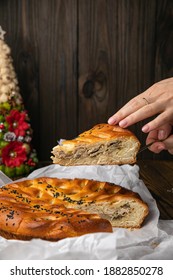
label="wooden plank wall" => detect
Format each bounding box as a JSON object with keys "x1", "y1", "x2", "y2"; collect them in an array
[{"x1": 0, "y1": 0, "x2": 173, "y2": 162}]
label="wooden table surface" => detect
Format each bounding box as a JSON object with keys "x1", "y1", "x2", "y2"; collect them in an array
[{"x1": 138, "y1": 160, "x2": 173, "y2": 220}]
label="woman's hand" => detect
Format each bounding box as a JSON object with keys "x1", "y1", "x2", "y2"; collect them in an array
[
  {"x1": 108, "y1": 78, "x2": 173, "y2": 154},
  {"x1": 108, "y1": 78, "x2": 173, "y2": 133}
]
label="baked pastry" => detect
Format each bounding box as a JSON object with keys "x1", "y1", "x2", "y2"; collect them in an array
[
  {"x1": 0, "y1": 177, "x2": 149, "y2": 241},
  {"x1": 51, "y1": 123, "x2": 140, "y2": 165}
]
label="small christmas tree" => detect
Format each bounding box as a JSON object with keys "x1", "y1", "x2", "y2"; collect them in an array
[{"x1": 0, "y1": 26, "x2": 38, "y2": 178}]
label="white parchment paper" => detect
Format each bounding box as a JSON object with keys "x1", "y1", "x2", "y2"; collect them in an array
[{"x1": 0, "y1": 164, "x2": 173, "y2": 260}]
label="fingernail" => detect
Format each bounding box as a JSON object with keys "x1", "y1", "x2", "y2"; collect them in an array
[
  {"x1": 108, "y1": 117, "x2": 117, "y2": 125},
  {"x1": 119, "y1": 120, "x2": 127, "y2": 127},
  {"x1": 157, "y1": 145, "x2": 165, "y2": 151},
  {"x1": 142, "y1": 125, "x2": 149, "y2": 133},
  {"x1": 158, "y1": 130, "x2": 166, "y2": 140}
]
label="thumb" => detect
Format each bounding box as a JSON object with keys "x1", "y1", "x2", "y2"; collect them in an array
[{"x1": 158, "y1": 124, "x2": 172, "y2": 140}]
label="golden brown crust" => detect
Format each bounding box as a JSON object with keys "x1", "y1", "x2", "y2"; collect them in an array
[
  {"x1": 63, "y1": 123, "x2": 137, "y2": 144},
  {"x1": 0, "y1": 177, "x2": 149, "y2": 241},
  {"x1": 51, "y1": 124, "x2": 140, "y2": 165}
]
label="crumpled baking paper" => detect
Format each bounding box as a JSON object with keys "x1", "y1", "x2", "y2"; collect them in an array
[{"x1": 0, "y1": 164, "x2": 173, "y2": 260}]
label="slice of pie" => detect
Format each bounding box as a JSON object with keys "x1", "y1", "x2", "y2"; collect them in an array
[
  {"x1": 51, "y1": 123, "x2": 140, "y2": 165},
  {"x1": 0, "y1": 177, "x2": 149, "y2": 241}
]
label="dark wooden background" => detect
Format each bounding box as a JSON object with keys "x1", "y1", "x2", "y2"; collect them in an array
[{"x1": 0, "y1": 0, "x2": 173, "y2": 162}]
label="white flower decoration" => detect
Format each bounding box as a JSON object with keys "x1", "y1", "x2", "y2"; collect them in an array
[{"x1": 4, "y1": 132, "x2": 16, "y2": 142}]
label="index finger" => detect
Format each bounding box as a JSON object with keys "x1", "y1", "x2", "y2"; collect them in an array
[{"x1": 108, "y1": 94, "x2": 146, "y2": 125}]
